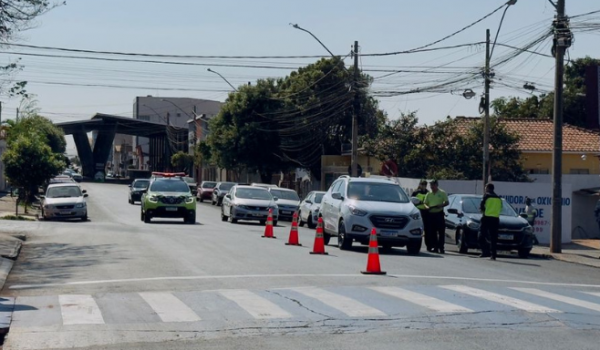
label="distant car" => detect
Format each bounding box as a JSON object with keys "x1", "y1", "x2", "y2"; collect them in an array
[
  {"x1": 251, "y1": 183, "x2": 278, "y2": 189},
  {"x1": 41, "y1": 183, "x2": 88, "y2": 221},
  {"x1": 299, "y1": 191, "x2": 326, "y2": 229},
  {"x1": 444, "y1": 194, "x2": 534, "y2": 258},
  {"x1": 221, "y1": 185, "x2": 279, "y2": 225},
  {"x1": 268, "y1": 188, "x2": 300, "y2": 221},
  {"x1": 197, "y1": 181, "x2": 217, "y2": 202},
  {"x1": 211, "y1": 182, "x2": 237, "y2": 206},
  {"x1": 71, "y1": 173, "x2": 83, "y2": 182},
  {"x1": 128, "y1": 179, "x2": 150, "y2": 204},
  {"x1": 183, "y1": 177, "x2": 199, "y2": 196},
  {"x1": 320, "y1": 175, "x2": 423, "y2": 253},
  {"x1": 106, "y1": 173, "x2": 114, "y2": 178},
  {"x1": 141, "y1": 177, "x2": 196, "y2": 224}
]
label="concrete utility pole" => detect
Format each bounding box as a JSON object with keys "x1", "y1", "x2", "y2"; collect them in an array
[
  {"x1": 483, "y1": 29, "x2": 491, "y2": 187},
  {"x1": 550, "y1": 0, "x2": 571, "y2": 253},
  {"x1": 351, "y1": 41, "x2": 360, "y2": 178}
]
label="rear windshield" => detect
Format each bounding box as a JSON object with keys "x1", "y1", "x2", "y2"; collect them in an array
[
  {"x1": 236, "y1": 188, "x2": 272, "y2": 200},
  {"x1": 219, "y1": 183, "x2": 235, "y2": 190},
  {"x1": 150, "y1": 180, "x2": 191, "y2": 193},
  {"x1": 347, "y1": 183, "x2": 409, "y2": 203},
  {"x1": 133, "y1": 180, "x2": 149, "y2": 188},
  {"x1": 270, "y1": 189, "x2": 300, "y2": 201},
  {"x1": 202, "y1": 182, "x2": 217, "y2": 188}
]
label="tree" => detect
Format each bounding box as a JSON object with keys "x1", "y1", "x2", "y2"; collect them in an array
[
  {"x1": 171, "y1": 151, "x2": 194, "y2": 173},
  {"x1": 2, "y1": 134, "x2": 65, "y2": 207},
  {"x1": 6, "y1": 115, "x2": 66, "y2": 154},
  {"x1": 491, "y1": 56, "x2": 600, "y2": 127}
]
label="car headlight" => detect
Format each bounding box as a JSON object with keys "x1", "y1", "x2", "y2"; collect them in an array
[
  {"x1": 76, "y1": 203, "x2": 86, "y2": 208},
  {"x1": 148, "y1": 196, "x2": 158, "y2": 203},
  {"x1": 409, "y1": 210, "x2": 421, "y2": 221},
  {"x1": 466, "y1": 220, "x2": 480, "y2": 230},
  {"x1": 349, "y1": 206, "x2": 367, "y2": 216},
  {"x1": 185, "y1": 196, "x2": 195, "y2": 204}
]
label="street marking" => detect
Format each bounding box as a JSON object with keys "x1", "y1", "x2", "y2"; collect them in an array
[
  {"x1": 513, "y1": 288, "x2": 600, "y2": 313},
  {"x1": 442, "y1": 285, "x2": 559, "y2": 313},
  {"x1": 291, "y1": 287, "x2": 386, "y2": 317},
  {"x1": 586, "y1": 292, "x2": 600, "y2": 299},
  {"x1": 219, "y1": 290, "x2": 292, "y2": 319},
  {"x1": 58, "y1": 295, "x2": 105, "y2": 325},
  {"x1": 370, "y1": 286, "x2": 473, "y2": 313},
  {"x1": 9, "y1": 274, "x2": 600, "y2": 290},
  {"x1": 139, "y1": 292, "x2": 201, "y2": 323}
]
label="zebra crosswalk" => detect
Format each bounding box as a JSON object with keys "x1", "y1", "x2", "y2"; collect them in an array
[{"x1": 6, "y1": 284, "x2": 600, "y2": 329}]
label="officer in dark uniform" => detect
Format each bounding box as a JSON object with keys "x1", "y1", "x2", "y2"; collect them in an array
[
  {"x1": 412, "y1": 180, "x2": 432, "y2": 251},
  {"x1": 479, "y1": 183, "x2": 503, "y2": 260}
]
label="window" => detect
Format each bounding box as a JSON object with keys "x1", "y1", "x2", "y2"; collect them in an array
[
  {"x1": 570, "y1": 169, "x2": 590, "y2": 174},
  {"x1": 235, "y1": 188, "x2": 272, "y2": 200},
  {"x1": 46, "y1": 186, "x2": 82, "y2": 198},
  {"x1": 461, "y1": 197, "x2": 518, "y2": 217},
  {"x1": 329, "y1": 181, "x2": 341, "y2": 194},
  {"x1": 150, "y1": 180, "x2": 190, "y2": 193},
  {"x1": 270, "y1": 189, "x2": 300, "y2": 201},
  {"x1": 314, "y1": 193, "x2": 324, "y2": 204},
  {"x1": 527, "y1": 168, "x2": 550, "y2": 174}
]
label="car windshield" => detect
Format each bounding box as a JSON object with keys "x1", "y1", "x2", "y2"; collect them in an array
[
  {"x1": 202, "y1": 182, "x2": 217, "y2": 188},
  {"x1": 133, "y1": 180, "x2": 149, "y2": 189},
  {"x1": 314, "y1": 193, "x2": 324, "y2": 203},
  {"x1": 347, "y1": 183, "x2": 409, "y2": 203},
  {"x1": 270, "y1": 189, "x2": 300, "y2": 201},
  {"x1": 236, "y1": 188, "x2": 272, "y2": 200},
  {"x1": 461, "y1": 197, "x2": 518, "y2": 217},
  {"x1": 46, "y1": 186, "x2": 82, "y2": 198},
  {"x1": 219, "y1": 183, "x2": 235, "y2": 190},
  {"x1": 150, "y1": 180, "x2": 191, "y2": 193}
]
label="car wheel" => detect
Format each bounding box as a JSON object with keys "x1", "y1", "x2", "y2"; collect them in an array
[
  {"x1": 457, "y1": 229, "x2": 469, "y2": 254},
  {"x1": 140, "y1": 209, "x2": 144, "y2": 221},
  {"x1": 212, "y1": 198, "x2": 216, "y2": 206},
  {"x1": 228, "y1": 210, "x2": 237, "y2": 224},
  {"x1": 323, "y1": 233, "x2": 331, "y2": 245},
  {"x1": 518, "y1": 248, "x2": 531, "y2": 259},
  {"x1": 407, "y1": 240, "x2": 422, "y2": 255},
  {"x1": 337, "y1": 220, "x2": 352, "y2": 250},
  {"x1": 81, "y1": 215, "x2": 88, "y2": 222},
  {"x1": 307, "y1": 214, "x2": 316, "y2": 229},
  {"x1": 128, "y1": 198, "x2": 132, "y2": 204},
  {"x1": 144, "y1": 212, "x2": 152, "y2": 223},
  {"x1": 298, "y1": 211, "x2": 305, "y2": 227},
  {"x1": 199, "y1": 197, "x2": 203, "y2": 203},
  {"x1": 221, "y1": 208, "x2": 227, "y2": 222}
]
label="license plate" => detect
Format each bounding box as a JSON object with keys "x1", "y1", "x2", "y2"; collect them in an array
[
  {"x1": 499, "y1": 234, "x2": 513, "y2": 240},
  {"x1": 282, "y1": 211, "x2": 291, "y2": 215},
  {"x1": 252, "y1": 214, "x2": 264, "y2": 217},
  {"x1": 60, "y1": 211, "x2": 72, "y2": 215},
  {"x1": 165, "y1": 207, "x2": 178, "y2": 212},
  {"x1": 380, "y1": 230, "x2": 397, "y2": 236}
]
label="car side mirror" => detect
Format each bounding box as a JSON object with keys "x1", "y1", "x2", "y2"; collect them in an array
[
  {"x1": 332, "y1": 192, "x2": 343, "y2": 200},
  {"x1": 519, "y1": 213, "x2": 528, "y2": 219},
  {"x1": 225, "y1": 194, "x2": 231, "y2": 199},
  {"x1": 306, "y1": 200, "x2": 312, "y2": 204},
  {"x1": 84, "y1": 194, "x2": 89, "y2": 198},
  {"x1": 410, "y1": 197, "x2": 421, "y2": 206},
  {"x1": 447, "y1": 208, "x2": 463, "y2": 217}
]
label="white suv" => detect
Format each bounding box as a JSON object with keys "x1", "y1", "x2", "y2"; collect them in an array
[{"x1": 320, "y1": 176, "x2": 424, "y2": 254}]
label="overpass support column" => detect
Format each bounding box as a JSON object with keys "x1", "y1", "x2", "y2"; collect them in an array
[
  {"x1": 72, "y1": 131, "x2": 95, "y2": 178},
  {"x1": 92, "y1": 129, "x2": 116, "y2": 176}
]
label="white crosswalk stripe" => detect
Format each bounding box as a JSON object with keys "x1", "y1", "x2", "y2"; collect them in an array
[
  {"x1": 139, "y1": 292, "x2": 201, "y2": 323},
  {"x1": 513, "y1": 288, "x2": 600, "y2": 313},
  {"x1": 290, "y1": 287, "x2": 386, "y2": 317},
  {"x1": 58, "y1": 294, "x2": 105, "y2": 325},
  {"x1": 370, "y1": 286, "x2": 473, "y2": 313},
  {"x1": 585, "y1": 292, "x2": 600, "y2": 299},
  {"x1": 441, "y1": 285, "x2": 560, "y2": 313},
  {"x1": 219, "y1": 289, "x2": 292, "y2": 319}
]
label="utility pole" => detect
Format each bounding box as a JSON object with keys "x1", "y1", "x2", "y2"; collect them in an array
[
  {"x1": 351, "y1": 41, "x2": 359, "y2": 177},
  {"x1": 0, "y1": 101, "x2": 2, "y2": 125},
  {"x1": 550, "y1": 0, "x2": 571, "y2": 253},
  {"x1": 16, "y1": 108, "x2": 19, "y2": 122},
  {"x1": 483, "y1": 29, "x2": 491, "y2": 188}
]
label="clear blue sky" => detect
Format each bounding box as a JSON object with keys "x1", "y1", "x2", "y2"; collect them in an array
[{"x1": 1, "y1": 0, "x2": 599, "y2": 154}]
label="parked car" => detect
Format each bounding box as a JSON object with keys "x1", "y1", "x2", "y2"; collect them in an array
[
  {"x1": 128, "y1": 179, "x2": 150, "y2": 204},
  {"x1": 211, "y1": 182, "x2": 237, "y2": 206},
  {"x1": 140, "y1": 177, "x2": 196, "y2": 224},
  {"x1": 320, "y1": 176, "x2": 423, "y2": 253},
  {"x1": 71, "y1": 172, "x2": 83, "y2": 182},
  {"x1": 40, "y1": 183, "x2": 88, "y2": 221},
  {"x1": 299, "y1": 191, "x2": 326, "y2": 229},
  {"x1": 221, "y1": 185, "x2": 279, "y2": 225},
  {"x1": 183, "y1": 177, "x2": 199, "y2": 196},
  {"x1": 197, "y1": 181, "x2": 218, "y2": 202},
  {"x1": 444, "y1": 194, "x2": 534, "y2": 258},
  {"x1": 268, "y1": 188, "x2": 300, "y2": 221}
]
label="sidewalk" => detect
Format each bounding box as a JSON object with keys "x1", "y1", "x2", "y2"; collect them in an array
[
  {"x1": 532, "y1": 239, "x2": 600, "y2": 268},
  {"x1": 0, "y1": 192, "x2": 39, "y2": 220}
]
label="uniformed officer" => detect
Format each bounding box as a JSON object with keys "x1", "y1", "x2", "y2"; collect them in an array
[
  {"x1": 424, "y1": 179, "x2": 449, "y2": 254},
  {"x1": 412, "y1": 180, "x2": 432, "y2": 251},
  {"x1": 479, "y1": 183, "x2": 503, "y2": 260}
]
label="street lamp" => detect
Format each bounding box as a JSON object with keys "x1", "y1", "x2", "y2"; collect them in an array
[
  {"x1": 207, "y1": 68, "x2": 238, "y2": 92},
  {"x1": 289, "y1": 23, "x2": 336, "y2": 58}
]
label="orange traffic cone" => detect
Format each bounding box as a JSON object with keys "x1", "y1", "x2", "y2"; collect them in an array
[
  {"x1": 286, "y1": 212, "x2": 302, "y2": 246},
  {"x1": 262, "y1": 209, "x2": 276, "y2": 238},
  {"x1": 310, "y1": 217, "x2": 328, "y2": 255},
  {"x1": 361, "y1": 228, "x2": 386, "y2": 275}
]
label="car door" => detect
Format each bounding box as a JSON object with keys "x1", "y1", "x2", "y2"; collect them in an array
[
  {"x1": 299, "y1": 192, "x2": 312, "y2": 221},
  {"x1": 322, "y1": 181, "x2": 341, "y2": 232},
  {"x1": 223, "y1": 188, "x2": 234, "y2": 216},
  {"x1": 444, "y1": 195, "x2": 461, "y2": 241},
  {"x1": 327, "y1": 180, "x2": 345, "y2": 234}
]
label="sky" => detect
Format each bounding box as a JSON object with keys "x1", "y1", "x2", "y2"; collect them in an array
[{"x1": 1, "y1": 0, "x2": 599, "y2": 155}]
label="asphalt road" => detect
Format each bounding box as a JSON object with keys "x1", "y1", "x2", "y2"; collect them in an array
[{"x1": 1, "y1": 182, "x2": 600, "y2": 350}]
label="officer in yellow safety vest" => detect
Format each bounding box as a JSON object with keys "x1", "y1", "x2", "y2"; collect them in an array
[
  {"x1": 479, "y1": 183, "x2": 503, "y2": 260},
  {"x1": 412, "y1": 180, "x2": 432, "y2": 251},
  {"x1": 424, "y1": 179, "x2": 449, "y2": 254}
]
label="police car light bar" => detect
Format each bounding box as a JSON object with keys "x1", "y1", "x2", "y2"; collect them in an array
[{"x1": 151, "y1": 172, "x2": 187, "y2": 178}]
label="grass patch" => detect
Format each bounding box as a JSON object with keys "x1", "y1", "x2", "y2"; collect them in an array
[{"x1": 0, "y1": 215, "x2": 35, "y2": 221}]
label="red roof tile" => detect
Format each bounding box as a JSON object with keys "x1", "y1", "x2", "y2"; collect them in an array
[{"x1": 454, "y1": 117, "x2": 600, "y2": 153}]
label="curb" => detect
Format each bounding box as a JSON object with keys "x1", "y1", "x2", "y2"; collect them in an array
[
  {"x1": 531, "y1": 251, "x2": 600, "y2": 269},
  {"x1": 0, "y1": 258, "x2": 16, "y2": 336}
]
